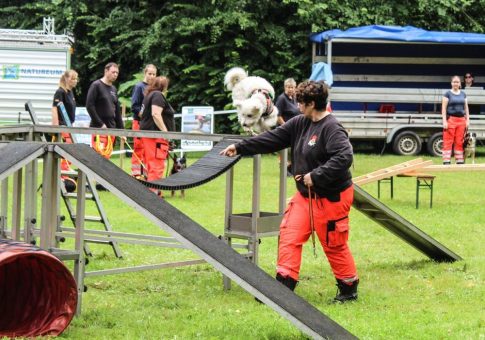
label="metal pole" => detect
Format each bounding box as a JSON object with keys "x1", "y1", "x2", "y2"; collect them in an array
[
  {"x1": 74, "y1": 170, "x2": 86, "y2": 315},
  {"x1": 251, "y1": 155, "x2": 261, "y2": 265},
  {"x1": 279, "y1": 149, "x2": 288, "y2": 214},
  {"x1": 0, "y1": 178, "x2": 8, "y2": 238},
  {"x1": 223, "y1": 166, "x2": 235, "y2": 290},
  {"x1": 11, "y1": 169, "x2": 22, "y2": 241},
  {"x1": 40, "y1": 148, "x2": 60, "y2": 249}
]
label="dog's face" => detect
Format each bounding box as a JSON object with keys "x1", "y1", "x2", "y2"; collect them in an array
[
  {"x1": 465, "y1": 132, "x2": 477, "y2": 148},
  {"x1": 171, "y1": 156, "x2": 187, "y2": 174},
  {"x1": 237, "y1": 94, "x2": 267, "y2": 131}
]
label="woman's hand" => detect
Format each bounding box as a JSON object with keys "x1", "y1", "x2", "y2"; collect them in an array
[
  {"x1": 220, "y1": 144, "x2": 237, "y2": 157},
  {"x1": 303, "y1": 173, "x2": 313, "y2": 187},
  {"x1": 294, "y1": 173, "x2": 313, "y2": 187},
  {"x1": 443, "y1": 121, "x2": 448, "y2": 130}
]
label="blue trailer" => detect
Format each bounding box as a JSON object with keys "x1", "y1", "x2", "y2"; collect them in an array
[{"x1": 310, "y1": 25, "x2": 485, "y2": 156}]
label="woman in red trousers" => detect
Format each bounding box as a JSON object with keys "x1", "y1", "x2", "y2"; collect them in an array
[
  {"x1": 139, "y1": 76, "x2": 175, "y2": 196},
  {"x1": 220, "y1": 80, "x2": 359, "y2": 303}
]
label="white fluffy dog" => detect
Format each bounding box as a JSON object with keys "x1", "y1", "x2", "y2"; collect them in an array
[{"x1": 224, "y1": 67, "x2": 278, "y2": 134}]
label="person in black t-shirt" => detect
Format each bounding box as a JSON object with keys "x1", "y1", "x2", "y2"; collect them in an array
[
  {"x1": 51, "y1": 69, "x2": 79, "y2": 182},
  {"x1": 139, "y1": 76, "x2": 175, "y2": 195},
  {"x1": 220, "y1": 80, "x2": 359, "y2": 303},
  {"x1": 51, "y1": 69, "x2": 78, "y2": 126},
  {"x1": 86, "y1": 62, "x2": 124, "y2": 159},
  {"x1": 275, "y1": 78, "x2": 300, "y2": 175},
  {"x1": 276, "y1": 78, "x2": 300, "y2": 125}
]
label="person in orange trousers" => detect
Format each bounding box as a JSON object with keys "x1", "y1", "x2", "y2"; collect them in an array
[
  {"x1": 221, "y1": 80, "x2": 359, "y2": 303},
  {"x1": 139, "y1": 76, "x2": 175, "y2": 197},
  {"x1": 441, "y1": 75, "x2": 470, "y2": 165},
  {"x1": 131, "y1": 64, "x2": 157, "y2": 178}
]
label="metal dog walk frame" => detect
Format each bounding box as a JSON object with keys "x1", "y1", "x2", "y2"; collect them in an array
[{"x1": 25, "y1": 101, "x2": 123, "y2": 258}]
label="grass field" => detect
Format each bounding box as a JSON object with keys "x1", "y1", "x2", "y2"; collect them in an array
[{"x1": 12, "y1": 147, "x2": 485, "y2": 339}]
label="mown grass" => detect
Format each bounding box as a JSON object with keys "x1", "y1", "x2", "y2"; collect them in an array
[{"x1": 8, "y1": 146, "x2": 485, "y2": 339}]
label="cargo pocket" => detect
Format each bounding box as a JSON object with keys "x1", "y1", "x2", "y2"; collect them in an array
[
  {"x1": 155, "y1": 140, "x2": 169, "y2": 159},
  {"x1": 280, "y1": 201, "x2": 294, "y2": 229},
  {"x1": 326, "y1": 216, "x2": 349, "y2": 247}
]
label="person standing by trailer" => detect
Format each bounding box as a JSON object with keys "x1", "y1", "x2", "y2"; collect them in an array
[
  {"x1": 86, "y1": 62, "x2": 124, "y2": 159},
  {"x1": 220, "y1": 80, "x2": 359, "y2": 303},
  {"x1": 463, "y1": 72, "x2": 481, "y2": 116},
  {"x1": 139, "y1": 76, "x2": 175, "y2": 197},
  {"x1": 442, "y1": 75, "x2": 470, "y2": 165},
  {"x1": 131, "y1": 64, "x2": 157, "y2": 178}
]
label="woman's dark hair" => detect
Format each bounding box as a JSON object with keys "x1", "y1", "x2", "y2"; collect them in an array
[
  {"x1": 295, "y1": 80, "x2": 329, "y2": 110},
  {"x1": 464, "y1": 72, "x2": 475, "y2": 85},
  {"x1": 145, "y1": 76, "x2": 169, "y2": 96}
]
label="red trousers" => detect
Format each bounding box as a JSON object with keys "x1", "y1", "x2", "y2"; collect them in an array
[
  {"x1": 443, "y1": 116, "x2": 466, "y2": 164},
  {"x1": 91, "y1": 135, "x2": 115, "y2": 159},
  {"x1": 141, "y1": 137, "x2": 169, "y2": 182},
  {"x1": 277, "y1": 185, "x2": 357, "y2": 281},
  {"x1": 131, "y1": 120, "x2": 145, "y2": 176},
  {"x1": 60, "y1": 133, "x2": 73, "y2": 172}
]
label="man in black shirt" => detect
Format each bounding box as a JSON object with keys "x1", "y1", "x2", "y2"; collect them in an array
[
  {"x1": 86, "y1": 62, "x2": 124, "y2": 159},
  {"x1": 220, "y1": 80, "x2": 359, "y2": 303}
]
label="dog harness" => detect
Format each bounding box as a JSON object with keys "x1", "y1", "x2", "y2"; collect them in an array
[{"x1": 251, "y1": 89, "x2": 274, "y2": 117}]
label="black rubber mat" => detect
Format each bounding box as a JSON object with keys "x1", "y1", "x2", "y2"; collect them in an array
[
  {"x1": 353, "y1": 184, "x2": 461, "y2": 262},
  {"x1": 140, "y1": 138, "x2": 242, "y2": 190},
  {"x1": 0, "y1": 142, "x2": 45, "y2": 179},
  {"x1": 56, "y1": 143, "x2": 355, "y2": 339}
]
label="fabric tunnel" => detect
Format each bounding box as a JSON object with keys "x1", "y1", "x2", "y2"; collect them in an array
[{"x1": 0, "y1": 239, "x2": 77, "y2": 338}]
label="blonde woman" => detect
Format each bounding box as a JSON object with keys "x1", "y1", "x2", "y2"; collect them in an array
[{"x1": 51, "y1": 69, "x2": 78, "y2": 125}]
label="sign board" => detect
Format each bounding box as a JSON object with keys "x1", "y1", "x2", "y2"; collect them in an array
[
  {"x1": 72, "y1": 107, "x2": 91, "y2": 145},
  {"x1": 181, "y1": 106, "x2": 214, "y2": 151}
]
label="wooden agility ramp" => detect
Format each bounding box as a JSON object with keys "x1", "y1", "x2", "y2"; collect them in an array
[{"x1": 352, "y1": 158, "x2": 462, "y2": 262}]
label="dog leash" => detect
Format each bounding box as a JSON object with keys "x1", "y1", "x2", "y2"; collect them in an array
[
  {"x1": 295, "y1": 174, "x2": 317, "y2": 258},
  {"x1": 307, "y1": 185, "x2": 317, "y2": 258},
  {"x1": 122, "y1": 138, "x2": 147, "y2": 172}
]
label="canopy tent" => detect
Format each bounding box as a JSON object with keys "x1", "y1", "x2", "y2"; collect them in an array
[{"x1": 310, "y1": 25, "x2": 485, "y2": 45}]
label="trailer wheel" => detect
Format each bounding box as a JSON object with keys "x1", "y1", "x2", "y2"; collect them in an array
[
  {"x1": 426, "y1": 132, "x2": 443, "y2": 157},
  {"x1": 392, "y1": 131, "x2": 422, "y2": 155}
]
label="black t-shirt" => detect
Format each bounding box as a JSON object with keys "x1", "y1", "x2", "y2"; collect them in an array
[
  {"x1": 86, "y1": 79, "x2": 123, "y2": 128},
  {"x1": 235, "y1": 114, "x2": 353, "y2": 199},
  {"x1": 139, "y1": 91, "x2": 175, "y2": 132},
  {"x1": 52, "y1": 87, "x2": 76, "y2": 125},
  {"x1": 275, "y1": 93, "x2": 300, "y2": 122}
]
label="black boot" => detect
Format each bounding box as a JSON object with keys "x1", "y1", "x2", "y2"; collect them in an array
[
  {"x1": 254, "y1": 274, "x2": 298, "y2": 304},
  {"x1": 276, "y1": 273, "x2": 298, "y2": 291},
  {"x1": 333, "y1": 278, "x2": 359, "y2": 303}
]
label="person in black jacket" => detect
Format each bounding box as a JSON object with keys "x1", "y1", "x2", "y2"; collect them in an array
[
  {"x1": 220, "y1": 80, "x2": 359, "y2": 303},
  {"x1": 86, "y1": 62, "x2": 124, "y2": 159}
]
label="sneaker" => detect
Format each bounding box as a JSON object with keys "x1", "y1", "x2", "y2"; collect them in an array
[{"x1": 333, "y1": 278, "x2": 359, "y2": 303}]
